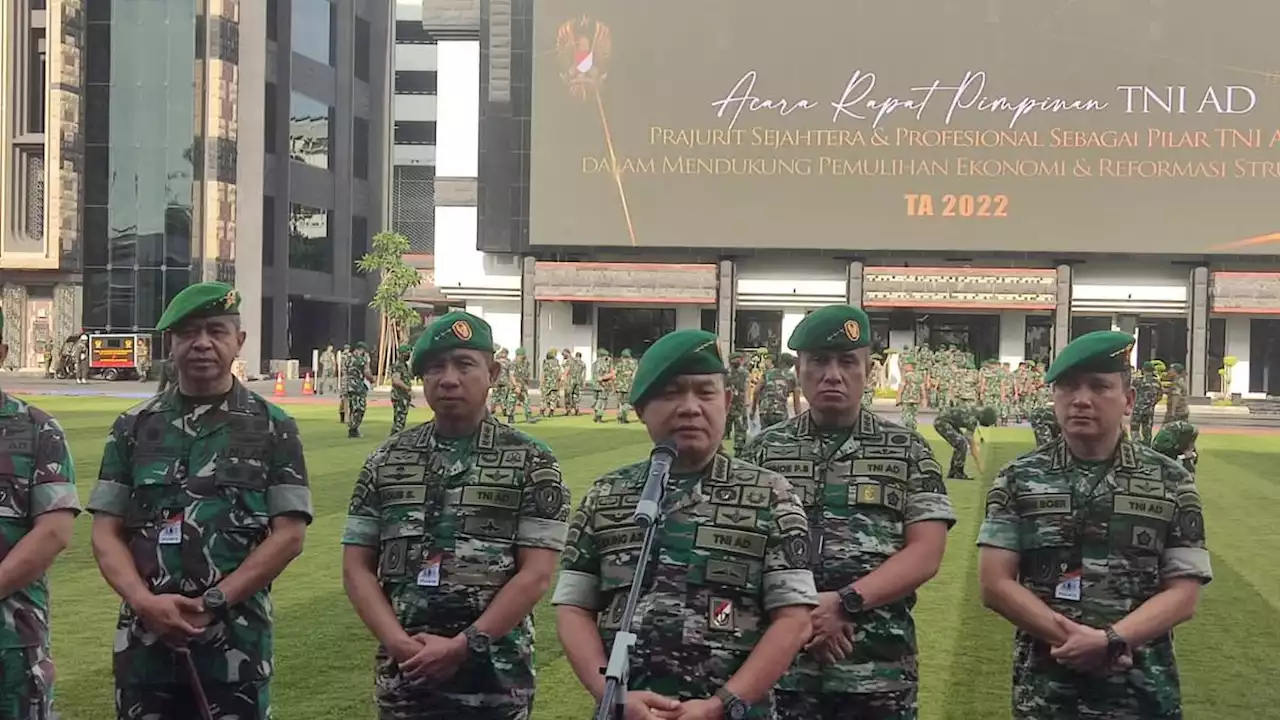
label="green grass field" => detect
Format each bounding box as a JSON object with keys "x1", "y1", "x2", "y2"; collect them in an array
[{"x1": 29, "y1": 396, "x2": 1280, "y2": 719}]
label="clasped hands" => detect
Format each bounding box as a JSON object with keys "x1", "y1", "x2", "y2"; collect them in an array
[
  {"x1": 135, "y1": 593, "x2": 212, "y2": 648},
  {"x1": 1049, "y1": 614, "x2": 1133, "y2": 677}
]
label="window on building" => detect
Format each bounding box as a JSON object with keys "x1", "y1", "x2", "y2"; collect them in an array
[
  {"x1": 734, "y1": 310, "x2": 783, "y2": 354},
  {"x1": 27, "y1": 27, "x2": 47, "y2": 135},
  {"x1": 394, "y1": 120, "x2": 436, "y2": 145},
  {"x1": 288, "y1": 203, "x2": 333, "y2": 273},
  {"x1": 353, "y1": 116, "x2": 369, "y2": 180},
  {"x1": 265, "y1": 82, "x2": 277, "y2": 153},
  {"x1": 598, "y1": 308, "x2": 677, "y2": 358},
  {"x1": 292, "y1": 0, "x2": 334, "y2": 65},
  {"x1": 289, "y1": 92, "x2": 333, "y2": 169},
  {"x1": 262, "y1": 196, "x2": 275, "y2": 266},
  {"x1": 392, "y1": 165, "x2": 435, "y2": 253},
  {"x1": 352, "y1": 215, "x2": 369, "y2": 262},
  {"x1": 354, "y1": 17, "x2": 371, "y2": 82},
  {"x1": 395, "y1": 20, "x2": 433, "y2": 44},
  {"x1": 1025, "y1": 315, "x2": 1053, "y2": 366},
  {"x1": 701, "y1": 309, "x2": 717, "y2": 333},
  {"x1": 394, "y1": 70, "x2": 438, "y2": 95}
]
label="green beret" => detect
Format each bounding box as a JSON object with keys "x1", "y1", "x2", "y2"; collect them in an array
[
  {"x1": 155, "y1": 281, "x2": 240, "y2": 332},
  {"x1": 598, "y1": 348, "x2": 611, "y2": 357},
  {"x1": 629, "y1": 330, "x2": 726, "y2": 407},
  {"x1": 978, "y1": 406, "x2": 998, "y2": 427},
  {"x1": 729, "y1": 351, "x2": 743, "y2": 361},
  {"x1": 621, "y1": 349, "x2": 632, "y2": 358},
  {"x1": 515, "y1": 347, "x2": 526, "y2": 356},
  {"x1": 1142, "y1": 360, "x2": 1156, "y2": 371},
  {"x1": 355, "y1": 341, "x2": 369, "y2": 351},
  {"x1": 411, "y1": 311, "x2": 494, "y2": 376},
  {"x1": 1044, "y1": 331, "x2": 1134, "y2": 384},
  {"x1": 787, "y1": 304, "x2": 871, "y2": 352},
  {"x1": 1170, "y1": 363, "x2": 1185, "y2": 373}
]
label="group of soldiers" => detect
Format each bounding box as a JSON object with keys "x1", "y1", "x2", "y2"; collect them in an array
[
  {"x1": 484, "y1": 345, "x2": 640, "y2": 425},
  {"x1": 0, "y1": 284, "x2": 1213, "y2": 719},
  {"x1": 539, "y1": 348, "x2": 588, "y2": 417}
]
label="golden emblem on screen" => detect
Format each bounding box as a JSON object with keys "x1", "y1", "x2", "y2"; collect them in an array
[{"x1": 557, "y1": 16, "x2": 611, "y2": 100}]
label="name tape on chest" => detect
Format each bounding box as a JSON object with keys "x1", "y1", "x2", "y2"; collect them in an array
[
  {"x1": 761, "y1": 460, "x2": 815, "y2": 479},
  {"x1": 694, "y1": 526, "x2": 768, "y2": 559},
  {"x1": 380, "y1": 485, "x2": 427, "y2": 508},
  {"x1": 1017, "y1": 493, "x2": 1072, "y2": 516},
  {"x1": 851, "y1": 458, "x2": 909, "y2": 482},
  {"x1": 459, "y1": 485, "x2": 521, "y2": 510},
  {"x1": 1112, "y1": 494, "x2": 1175, "y2": 522},
  {"x1": 596, "y1": 527, "x2": 647, "y2": 554}
]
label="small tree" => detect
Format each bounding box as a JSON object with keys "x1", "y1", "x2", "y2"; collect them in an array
[
  {"x1": 356, "y1": 231, "x2": 423, "y2": 384},
  {"x1": 1222, "y1": 355, "x2": 1239, "y2": 395}
]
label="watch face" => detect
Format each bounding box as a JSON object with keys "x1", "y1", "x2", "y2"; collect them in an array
[
  {"x1": 841, "y1": 591, "x2": 862, "y2": 614},
  {"x1": 728, "y1": 700, "x2": 748, "y2": 720}
]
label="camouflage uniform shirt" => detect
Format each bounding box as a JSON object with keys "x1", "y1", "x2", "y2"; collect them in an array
[
  {"x1": 743, "y1": 410, "x2": 955, "y2": 695},
  {"x1": 757, "y1": 369, "x2": 795, "y2": 420},
  {"x1": 345, "y1": 352, "x2": 370, "y2": 395},
  {"x1": 0, "y1": 392, "x2": 82, "y2": 650},
  {"x1": 977, "y1": 438, "x2": 1212, "y2": 718},
  {"x1": 390, "y1": 359, "x2": 414, "y2": 403},
  {"x1": 553, "y1": 452, "x2": 818, "y2": 717},
  {"x1": 342, "y1": 416, "x2": 571, "y2": 713},
  {"x1": 86, "y1": 380, "x2": 313, "y2": 685},
  {"x1": 728, "y1": 365, "x2": 750, "y2": 412}
]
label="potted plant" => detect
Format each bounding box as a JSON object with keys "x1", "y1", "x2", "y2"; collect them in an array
[{"x1": 1223, "y1": 355, "x2": 1240, "y2": 401}]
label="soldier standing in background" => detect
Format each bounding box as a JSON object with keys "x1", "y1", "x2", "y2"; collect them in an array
[
  {"x1": 338, "y1": 344, "x2": 352, "y2": 424},
  {"x1": 558, "y1": 349, "x2": 575, "y2": 416},
  {"x1": 898, "y1": 359, "x2": 924, "y2": 431},
  {"x1": 725, "y1": 351, "x2": 751, "y2": 451},
  {"x1": 567, "y1": 351, "x2": 585, "y2": 415},
  {"x1": 155, "y1": 354, "x2": 178, "y2": 395},
  {"x1": 342, "y1": 312, "x2": 569, "y2": 719},
  {"x1": 590, "y1": 348, "x2": 614, "y2": 422},
  {"x1": 345, "y1": 342, "x2": 376, "y2": 438},
  {"x1": 977, "y1": 331, "x2": 1211, "y2": 720},
  {"x1": 957, "y1": 360, "x2": 980, "y2": 409},
  {"x1": 742, "y1": 306, "x2": 954, "y2": 720},
  {"x1": 555, "y1": 329, "x2": 817, "y2": 720},
  {"x1": 388, "y1": 344, "x2": 414, "y2": 435},
  {"x1": 933, "y1": 356, "x2": 952, "y2": 410},
  {"x1": 612, "y1": 349, "x2": 635, "y2": 423},
  {"x1": 1162, "y1": 363, "x2": 1190, "y2": 424},
  {"x1": 935, "y1": 405, "x2": 998, "y2": 480},
  {"x1": 1131, "y1": 361, "x2": 1163, "y2": 444},
  {"x1": 998, "y1": 362, "x2": 1015, "y2": 425},
  {"x1": 505, "y1": 348, "x2": 534, "y2": 424},
  {"x1": 539, "y1": 349, "x2": 561, "y2": 418},
  {"x1": 980, "y1": 359, "x2": 1002, "y2": 420},
  {"x1": 0, "y1": 309, "x2": 82, "y2": 719},
  {"x1": 754, "y1": 352, "x2": 799, "y2": 428},
  {"x1": 1012, "y1": 361, "x2": 1032, "y2": 422},
  {"x1": 490, "y1": 347, "x2": 511, "y2": 416},
  {"x1": 87, "y1": 282, "x2": 313, "y2": 720},
  {"x1": 74, "y1": 333, "x2": 90, "y2": 384},
  {"x1": 862, "y1": 353, "x2": 883, "y2": 410},
  {"x1": 1152, "y1": 420, "x2": 1199, "y2": 475},
  {"x1": 318, "y1": 344, "x2": 337, "y2": 396}
]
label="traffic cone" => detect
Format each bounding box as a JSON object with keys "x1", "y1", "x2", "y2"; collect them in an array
[
  {"x1": 274, "y1": 372, "x2": 285, "y2": 396},
  {"x1": 302, "y1": 373, "x2": 314, "y2": 395}
]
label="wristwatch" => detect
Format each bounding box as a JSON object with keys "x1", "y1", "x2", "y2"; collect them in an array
[
  {"x1": 714, "y1": 687, "x2": 750, "y2": 720},
  {"x1": 463, "y1": 625, "x2": 492, "y2": 656},
  {"x1": 201, "y1": 587, "x2": 227, "y2": 619},
  {"x1": 838, "y1": 585, "x2": 866, "y2": 618},
  {"x1": 1104, "y1": 626, "x2": 1130, "y2": 660}
]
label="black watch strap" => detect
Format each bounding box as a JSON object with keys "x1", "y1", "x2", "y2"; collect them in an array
[
  {"x1": 1104, "y1": 626, "x2": 1129, "y2": 658},
  {"x1": 714, "y1": 687, "x2": 750, "y2": 720},
  {"x1": 838, "y1": 585, "x2": 865, "y2": 617}
]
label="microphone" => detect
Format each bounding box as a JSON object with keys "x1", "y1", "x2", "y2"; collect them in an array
[{"x1": 634, "y1": 440, "x2": 678, "y2": 527}]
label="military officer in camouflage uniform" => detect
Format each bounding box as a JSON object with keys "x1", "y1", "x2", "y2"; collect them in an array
[
  {"x1": 319, "y1": 344, "x2": 338, "y2": 395},
  {"x1": 862, "y1": 353, "x2": 883, "y2": 410},
  {"x1": 390, "y1": 344, "x2": 415, "y2": 435},
  {"x1": 539, "y1": 349, "x2": 562, "y2": 417},
  {"x1": 505, "y1": 349, "x2": 534, "y2": 423},
  {"x1": 591, "y1": 349, "x2": 615, "y2": 422},
  {"x1": 1161, "y1": 363, "x2": 1190, "y2": 425},
  {"x1": 343, "y1": 311, "x2": 570, "y2": 719},
  {"x1": 345, "y1": 342, "x2": 376, "y2": 438},
  {"x1": 934, "y1": 405, "x2": 998, "y2": 481},
  {"x1": 88, "y1": 282, "x2": 313, "y2": 720},
  {"x1": 490, "y1": 347, "x2": 511, "y2": 415},
  {"x1": 726, "y1": 351, "x2": 751, "y2": 451},
  {"x1": 1152, "y1": 420, "x2": 1199, "y2": 475},
  {"x1": 897, "y1": 360, "x2": 924, "y2": 431},
  {"x1": 1130, "y1": 361, "x2": 1163, "y2": 445},
  {"x1": 155, "y1": 353, "x2": 178, "y2": 395},
  {"x1": 554, "y1": 329, "x2": 818, "y2": 720},
  {"x1": 1028, "y1": 405, "x2": 1061, "y2": 448},
  {"x1": 739, "y1": 306, "x2": 954, "y2": 720},
  {"x1": 754, "y1": 353, "x2": 799, "y2": 429},
  {"x1": 979, "y1": 361, "x2": 1002, "y2": 423},
  {"x1": 977, "y1": 331, "x2": 1212, "y2": 720},
  {"x1": 612, "y1": 349, "x2": 636, "y2": 423},
  {"x1": 0, "y1": 310, "x2": 82, "y2": 719},
  {"x1": 339, "y1": 344, "x2": 352, "y2": 424},
  {"x1": 566, "y1": 351, "x2": 586, "y2": 415}
]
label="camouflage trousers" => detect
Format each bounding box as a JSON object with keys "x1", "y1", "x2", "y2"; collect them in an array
[
  {"x1": 374, "y1": 650, "x2": 531, "y2": 720},
  {"x1": 564, "y1": 384, "x2": 582, "y2": 414},
  {"x1": 1029, "y1": 408, "x2": 1059, "y2": 447},
  {"x1": 116, "y1": 680, "x2": 271, "y2": 720},
  {"x1": 726, "y1": 406, "x2": 749, "y2": 451},
  {"x1": 1161, "y1": 401, "x2": 1189, "y2": 425},
  {"x1": 540, "y1": 386, "x2": 561, "y2": 416},
  {"x1": 613, "y1": 392, "x2": 633, "y2": 422},
  {"x1": 1130, "y1": 409, "x2": 1155, "y2": 445},
  {"x1": 777, "y1": 687, "x2": 918, "y2": 720},
  {"x1": 934, "y1": 419, "x2": 970, "y2": 478},
  {"x1": 76, "y1": 360, "x2": 89, "y2": 381},
  {"x1": 503, "y1": 388, "x2": 533, "y2": 422},
  {"x1": 900, "y1": 402, "x2": 918, "y2": 431},
  {"x1": 345, "y1": 392, "x2": 368, "y2": 435},
  {"x1": 391, "y1": 396, "x2": 411, "y2": 435},
  {"x1": 490, "y1": 385, "x2": 510, "y2": 414},
  {"x1": 0, "y1": 645, "x2": 55, "y2": 720},
  {"x1": 591, "y1": 386, "x2": 613, "y2": 420},
  {"x1": 862, "y1": 388, "x2": 876, "y2": 410}
]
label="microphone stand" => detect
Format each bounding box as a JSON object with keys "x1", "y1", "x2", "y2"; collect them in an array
[{"x1": 594, "y1": 443, "x2": 674, "y2": 720}]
